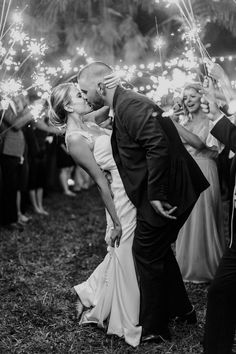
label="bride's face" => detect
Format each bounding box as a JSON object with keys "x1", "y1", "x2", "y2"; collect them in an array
[{"x1": 69, "y1": 86, "x2": 93, "y2": 115}]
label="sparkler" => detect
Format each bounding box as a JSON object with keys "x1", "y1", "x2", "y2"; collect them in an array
[
  {"x1": 27, "y1": 39, "x2": 48, "y2": 57},
  {"x1": 0, "y1": 41, "x2": 6, "y2": 56},
  {"x1": 13, "y1": 38, "x2": 48, "y2": 75},
  {"x1": 0, "y1": 0, "x2": 12, "y2": 39},
  {"x1": 154, "y1": 17, "x2": 166, "y2": 69},
  {"x1": 30, "y1": 73, "x2": 51, "y2": 93},
  {"x1": 0, "y1": 98, "x2": 10, "y2": 110},
  {"x1": 0, "y1": 78, "x2": 23, "y2": 97},
  {"x1": 1, "y1": 6, "x2": 27, "y2": 40},
  {"x1": 76, "y1": 47, "x2": 87, "y2": 57},
  {"x1": 153, "y1": 36, "x2": 166, "y2": 52},
  {"x1": 29, "y1": 100, "x2": 45, "y2": 121},
  {"x1": 60, "y1": 59, "x2": 72, "y2": 74},
  {"x1": 162, "y1": 0, "x2": 212, "y2": 79},
  {"x1": 0, "y1": 3, "x2": 51, "y2": 130},
  {"x1": 0, "y1": 0, "x2": 233, "y2": 131},
  {"x1": 12, "y1": 11, "x2": 22, "y2": 25},
  {"x1": 182, "y1": 24, "x2": 201, "y2": 43},
  {"x1": 10, "y1": 28, "x2": 28, "y2": 45}
]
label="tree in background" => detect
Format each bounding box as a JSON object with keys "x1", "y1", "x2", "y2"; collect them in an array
[{"x1": 1, "y1": 0, "x2": 236, "y2": 81}]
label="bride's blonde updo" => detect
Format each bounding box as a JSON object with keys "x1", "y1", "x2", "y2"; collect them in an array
[{"x1": 48, "y1": 83, "x2": 75, "y2": 128}]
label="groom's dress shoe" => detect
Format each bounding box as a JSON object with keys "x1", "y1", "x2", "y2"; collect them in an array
[{"x1": 174, "y1": 307, "x2": 197, "y2": 324}]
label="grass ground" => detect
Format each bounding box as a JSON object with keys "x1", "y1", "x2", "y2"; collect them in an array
[{"x1": 0, "y1": 187, "x2": 210, "y2": 353}]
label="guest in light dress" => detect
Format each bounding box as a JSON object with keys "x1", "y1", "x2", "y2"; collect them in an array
[{"x1": 174, "y1": 83, "x2": 226, "y2": 283}]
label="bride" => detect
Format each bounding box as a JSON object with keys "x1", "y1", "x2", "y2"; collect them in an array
[{"x1": 48, "y1": 82, "x2": 142, "y2": 347}]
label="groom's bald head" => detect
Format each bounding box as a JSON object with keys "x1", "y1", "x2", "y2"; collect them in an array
[
  {"x1": 78, "y1": 61, "x2": 112, "y2": 88},
  {"x1": 77, "y1": 61, "x2": 113, "y2": 109}
]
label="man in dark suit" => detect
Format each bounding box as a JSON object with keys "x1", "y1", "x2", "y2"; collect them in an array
[
  {"x1": 201, "y1": 92, "x2": 236, "y2": 354},
  {"x1": 78, "y1": 62, "x2": 209, "y2": 342}
]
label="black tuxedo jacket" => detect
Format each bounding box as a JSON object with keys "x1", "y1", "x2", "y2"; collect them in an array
[
  {"x1": 211, "y1": 116, "x2": 236, "y2": 247},
  {"x1": 111, "y1": 86, "x2": 209, "y2": 227}
]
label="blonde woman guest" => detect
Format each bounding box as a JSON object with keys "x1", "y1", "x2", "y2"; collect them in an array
[{"x1": 174, "y1": 83, "x2": 226, "y2": 283}]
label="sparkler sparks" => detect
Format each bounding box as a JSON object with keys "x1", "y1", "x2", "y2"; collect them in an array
[
  {"x1": 0, "y1": 78, "x2": 23, "y2": 97},
  {"x1": 182, "y1": 24, "x2": 201, "y2": 43},
  {"x1": 60, "y1": 59, "x2": 72, "y2": 74},
  {"x1": 76, "y1": 47, "x2": 87, "y2": 56},
  {"x1": 27, "y1": 39, "x2": 47, "y2": 57},
  {"x1": 0, "y1": 41, "x2": 6, "y2": 56},
  {"x1": 153, "y1": 36, "x2": 166, "y2": 51},
  {"x1": 29, "y1": 100, "x2": 45, "y2": 121},
  {"x1": 31, "y1": 73, "x2": 51, "y2": 93},
  {"x1": 0, "y1": 2, "x2": 53, "y2": 108},
  {"x1": 0, "y1": 97, "x2": 12, "y2": 110},
  {"x1": 12, "y1": 11, "x2": 23, "y2": 25},
  {"x1": 0, "y1": 0, "x2": 233, "y2": 128},
  {"x1": 10, "y1": 28, "x2": 28, "y2": 44}
]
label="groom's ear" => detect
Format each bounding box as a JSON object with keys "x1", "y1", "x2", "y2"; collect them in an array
[{"x1": 97, "y1": 82, "x2": 106, "y2": 97}]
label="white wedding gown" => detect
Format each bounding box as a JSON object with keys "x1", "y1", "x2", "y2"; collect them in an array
[{"x1": 68, "y1": 129, "x2": 142, "y2": 347}]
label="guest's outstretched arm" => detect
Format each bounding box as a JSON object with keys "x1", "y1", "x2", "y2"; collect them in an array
[
  {"x1": 211, "y1": 117, "x2": 236, "y2": 153},
  {"x1": 173, "y1": 121, "x2": 206, "y2": 150},
  {"x1": 205, "y1": 59, "x2": 235, "y2": 105},
  {"x1": 3, "y1": 106, "x2": 33, "y2": 131},
  {"x1": 201, "y1": 82, "x2": 236, "y2": 152}
]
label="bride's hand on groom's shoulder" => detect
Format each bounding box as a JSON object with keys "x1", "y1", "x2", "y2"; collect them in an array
[
  {"x1": 104, "y1": 71, "x2": 122, "y2": 88},
  {"x1": 150, "y1": 200, "x2": 177, "y2": 220},
  {"x1": 82, "y1": 106, "x2": 110, "y2": 125}
]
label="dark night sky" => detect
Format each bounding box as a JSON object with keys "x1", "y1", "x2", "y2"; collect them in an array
[{"x1": 136, "y1": 5, "x2": 236, "y2": 56}]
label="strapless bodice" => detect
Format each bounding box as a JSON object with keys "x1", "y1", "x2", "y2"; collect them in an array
[
  {"x1": 93, "y1": 134, "x2": 117, "y2": 171},
  {"x1": 65, "y1": 127, "x2": 116, "y2": 172}
]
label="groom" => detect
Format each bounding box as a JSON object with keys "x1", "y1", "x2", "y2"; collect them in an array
[{"x1": 77, "y1": 62, "x2": 209, "y2": 342}]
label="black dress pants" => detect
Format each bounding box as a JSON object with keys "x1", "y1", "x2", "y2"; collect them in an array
[
  {"x1": 204, "y1": 246, "x2": 236, "y2": 354},
  {"x1": 133, "y1": 206, "x2": 194, "y2": 334},
  {"x1": 1, "y1": 155, "x2": 22, "y2": 225}
]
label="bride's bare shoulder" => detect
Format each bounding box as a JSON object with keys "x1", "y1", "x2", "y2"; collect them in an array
[
  {"x1": 66, "y1": 132, "x2": 88, "y2": 146},
  {"x1": 66, "y1": 131, "x2": 94, "y2": 152}
]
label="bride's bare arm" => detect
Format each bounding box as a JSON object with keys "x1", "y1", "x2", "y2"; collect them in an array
[{"x1": 67, "y1": 134, "x2": 122, "y2": 247}]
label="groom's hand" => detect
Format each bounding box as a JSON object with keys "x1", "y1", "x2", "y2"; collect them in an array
[{"x1": 150, "y1": 200, "x2": 177, "y2": 220}]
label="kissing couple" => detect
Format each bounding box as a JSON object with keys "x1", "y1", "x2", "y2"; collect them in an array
[{"x1": 48, "y1": 61, "x2": 209, "y2": 347}]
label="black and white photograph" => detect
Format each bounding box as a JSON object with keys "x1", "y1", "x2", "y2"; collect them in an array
[{"x1": 0, "y1": 0, "x2": 236, "y2": 353}]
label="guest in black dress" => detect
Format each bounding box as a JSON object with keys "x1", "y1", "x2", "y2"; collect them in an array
[
  {"x1": 1, "y1": 95, "x2": 33, "y2": 230},
  {"x1": 24, "y1": 104, "x2": 61, "y2": 214},
  {"x1": 56, "y1": 134, "x2": 76, "y2": 196}
]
